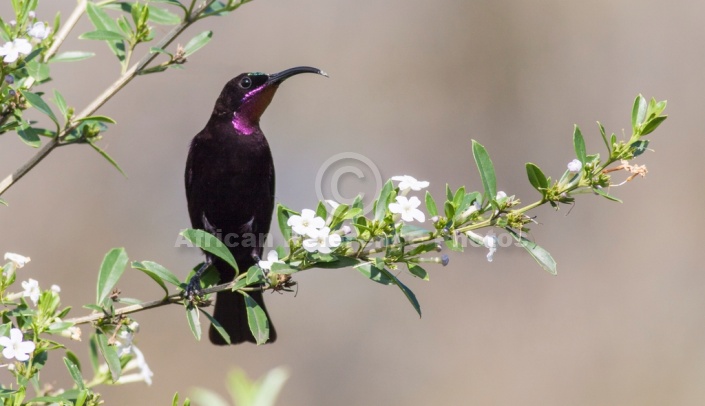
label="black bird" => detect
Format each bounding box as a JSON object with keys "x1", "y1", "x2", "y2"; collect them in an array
[{"x1": 185, "y1": 66, "x2": 327, "y2": 345}]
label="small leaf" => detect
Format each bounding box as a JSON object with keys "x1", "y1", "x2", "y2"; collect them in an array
[
  {"x1": 88, "y1": 141, "x2": 127, "y2": 177},
  {"x1": 50, "y1": 51, "x2": 95, "y2": 63},
  {"x1": 354, "y1": 262, "x2": 394, "y2": 285},
  {"x1": 96, "y1": 247, "x2": 128, "y2": 305},
  {"x1": 64, "y1": 357, "x2": 86, "y2": 390},
  {"x1": 183, "y1": 31, "x2": 213, "y2": 57},
  {"x1": 525, "y1": 163, "x2": 548, "y2": 193},
  {"x1": 573, "y1": 125, "x2": 587, "y2": 164},
  {"x1": 597, "y1": 121, "x2": 610, "y2": 153},
  {"x1": 270, "y1": 262, "x2": 299, "y2": 274},
  {"x1": 640, "y1": 115, "x2": 667, "y2": 136},
  {"x1": 407, "y1": 263, "x2": 429, "y2": 280},
  {"x1": 147, "y1": 5, "x2": 181, "y2": 25},
  {"x1": 26, "y1": 60, "x2": 50, "y2": 82},
  {"x1": 508, "y1": 229, "x2": 557, "y2": 275},
  {"x1": 79, "y1": 30, "x2": 127, "y2": 41},
  {"x1": 17, "y1": 125, "x2": 41, "y2": 148},
  {"x1": 76, "y1": 116, "x2": 116, "y2": 124},
  {"x1": 21, "y1": 91, "x2": 59, "y2": 126},
  {"x1": 632, "y1": 94, "x2": 647, "y2": 131},
  {"x1": 315, "y1": 201, "x2": 327, "y2": 219},
  {"x1": 246, "y1": 265, "x2": 265, "y2": 285},
  {"x1": 180, "y1": 229, "x2": 238, "y2": 274},
  {"x1": 380, "y1": 268, "x2": 422, "y2": 317},
  {"x1": 186, "y1": 304, "x2": 202, "y2": 341},
  {"x1": 199, "y1": 308, "x2": 230, "y2": 345},
  {"x1": 425, "y1": 191, "x2": 438, "y2": 217},
  {"x1": 85, "y1": 2, "x2": 126, "y2": 62},
  {"x1": 95, "y1": 330, "x2": 121, "y2": 382},
  {"x1": 374, "y1": 179, "x2": 394, "y2": 221},
  {"x1": 472, "y1": 140, "x2": 497, "y2": 203},
  {"x1": 132, "y1": 261, "x2": 180, "y2": 296},
  {"x1": 276, "y1": 204, "x2": 294, "y2": 240},
  {"x1": 243, "y1": 292, "x2": 270, "y2": 345},
  {"x1": 53, "y1": 90, "x2": 68, "y2": 119},
  {"x1": 593, "y1": 187, "x2": 622, "y2": 203},
  {"x1": 632, "y1": 140, "x2": 649, "y2": 157}
]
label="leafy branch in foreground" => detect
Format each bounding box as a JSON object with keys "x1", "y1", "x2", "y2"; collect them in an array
[
  {"x1": 0, "y1": 0, "x2": 251, "y2": 197},
  {"x1": 46, "y1": 94, "x2": 667, "y2": 347}
]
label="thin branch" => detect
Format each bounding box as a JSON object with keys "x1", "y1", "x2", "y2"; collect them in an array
[{"x1": 44, "y1": 0, "x2": 88, "y2": 63}]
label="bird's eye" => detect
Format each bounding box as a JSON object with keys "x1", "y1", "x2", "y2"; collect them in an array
[{"x1": 239, "y1": 77, "x2": 252, "y2": 89}]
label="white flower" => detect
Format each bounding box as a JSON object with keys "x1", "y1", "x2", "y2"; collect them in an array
[
  {"x1": 0, "y1": 328, "x2": 35, "y2": 361},
  {"x1": 28, "y1": 22, "x2": 51, "y2": 40},
  {"x1": 21, "y1": 279, "x2": 40, "y2": 305},
  {"x1": 567, "y1": 159, "x2": 582, "y2": 173},
  {"x1": 258, "y1": 250, "x2": 283, "y2": 271},
  {"x1": 388, "y1": 196, "x2": 425, "y2": 223},
  {"x1": 114, "y1": 329, "x2": 135, "y2": 357},
  {"x1": 117, "y1": 346, "x2": 153, "y2": 386},
  {"x1": 28, "y1": 11, "x2": 36, "y2": 19},
  {"x1": 483, "y1": 232, "x2": 498, "y2": 262},
  {"x1": 303, "y1": 227, "x2": 341, "y2": 254},
  {"x1": 4, "y1": 253, "x2": 30, "y2": 268},
  {"x1": 391, "y1": 175, "x2": 429, "y2": 192},
  {"x1": 61, "y1": 326, "x2": 82, "y2": 341},
  {"x1": 287, "y1": 209, "x2": 325, "y2": 237},
  {"x1": 50, "y1": 284, "x2": 61, "y2": 293},
  {"x1": 496, "y1": 191, "x2": 507, "y2": 200},
  {"x1": 0, "y1": 38, "x2": 32, "y2": 63}
]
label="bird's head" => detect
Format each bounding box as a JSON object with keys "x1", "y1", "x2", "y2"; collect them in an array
[{"x1": 212, "y1": 66, "x2": 327, "y2": 135}]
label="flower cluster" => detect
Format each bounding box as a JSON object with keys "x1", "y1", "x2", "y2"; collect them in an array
[
  {"x1": 389, "y1": 175, "x2": 429, "y2": 223},
  {"x1": 287, "y1": 209, "x2": 342, "y2": 254},
  {"x1": 0, "y1": 12, "x2": 51, "y2": 64}
]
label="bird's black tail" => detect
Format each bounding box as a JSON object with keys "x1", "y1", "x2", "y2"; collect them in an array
[{"x1": 209, "y1": 288, "x2": 277, "y2": 345}]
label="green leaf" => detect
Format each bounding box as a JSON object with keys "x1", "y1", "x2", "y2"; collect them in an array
[
  {"x1": 26, "y1": 60, "x2": 50, "y2": 82},
  {"x1": 50, "y1": 51, "x2": 96, "y2": 63},
  {"x1": 76, "y1": 115, "x2": 116, "y2": 124},
  {"x1": 246, "y1": 265, "x2": 265, "y2": 285},
  {"x1": 380, "y1": 268, "x2": 422, "y2": 317},
  {"x1": 315, "y1": 201, "x2": 327, "y2": 219},
  {"x1": 53, "y1": 90, "x2": 68, "y2": 119},
  {"x1": 64, "y1": 357, "x2": 86, "y2": 390},
  {"x1": 21, "y1": 91, "x2": 59, "y2": 126},
  {"x1": 80, "y1": 30, "x2": 127, "y2": 41},
  {"x1": 593, "y1": 187, "x2": 622, "y2": 203},
  {"x1": 632, "y1": 140, "x2": 649, "y2": 157},
  {"x1": 243, "y1": 292, "x2": 270, "y2": 345},
  {"x1": 65, "y1": 351, "x2": 82, "y2": 374},
  {"x1": 86, "y1": 2, "x2": 126, "y2": 62},
  {"x1": 424, "y1": 191, "x2": 438, "y2": 217},
  {"x1": 149, "y1": 46, "x2": 172, "y2": 56},
  {"x1": 407, "y1": 263, "x2": 429, "y2": 280},
  {"x1": 508, "y1": 229, "x2": 557, "y2": 275},
  {"x1": 17, "y1": 125, "x2": 41, "y2": 148},
  {"x1": 597, "y1": 121, "x2": 610, "y2": 153},
  {"x1": 270, "y1": 262, "x2": 299, "y2": 274},
  {"x1": 310, "y1": 256, "x2": 360, "y2": 269},
  {"x1": 96, "y1": 248, "x2": 128, "y2": 305},
  {"x1": 525, "y1": 163, "x2": 548, "y2": 193},
  {"x1": 276, "y1": 204, "x2": 294, "y2": 240},
  {"x1": 88, "y1": 141, "x2": 127, "y2": 177},
  {"x1": 573, "y1": 125, "x2": 587, "y2": 164},
  {"x1": 354, "y1": 262, "x2": 394, "y2": 285},
  {"x1": 183, "y1": 31, "x2": 213, "y2": 57},
  {"x1": 472, "y1": 140, "x2": 497, "y2": 203},
  {"x1": 631, "y1": 94, "x2": 647, "y2": 131},
  {"x1": 180, "y1": 229, "x2": 238, "y2": 274},
  {"x1": 95, "y1": 330, "x2": 121, "y2": 382},
  {"x1": 147, "y1": 5, "x2": 181, "y2": 25},
  {"x1": 374, "y1": 180, "x2": 394, "y2": 221},
  {"x1": 641, "y1": 115, "x2": 667, "y2": 136},
  {"x1": 132, "y1": 261, "x2": 180, "y2": 296},
  {"x1": 186, "y1": 304, "x2": 202, "y2": 341},
  {"x1": 199, "y1": 308, "x2": 230, "y2": 345}
]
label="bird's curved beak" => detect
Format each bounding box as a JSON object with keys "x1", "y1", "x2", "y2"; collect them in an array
[{"x1": 267, "y1": 66, "x2": 328, "y2": 85}]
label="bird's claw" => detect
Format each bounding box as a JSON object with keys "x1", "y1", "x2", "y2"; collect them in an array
[{"x1": 184, "y1": 276, "x2": 203, "y2": 301}]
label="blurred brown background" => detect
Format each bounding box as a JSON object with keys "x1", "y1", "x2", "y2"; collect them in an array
[{"x1": 1, "y1": 0, "x2": 703, "y2": 404}]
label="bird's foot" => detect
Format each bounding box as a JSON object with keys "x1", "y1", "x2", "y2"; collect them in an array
[{"x1": 184, "y1": 276, "x2": 203, "y2": 301}]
